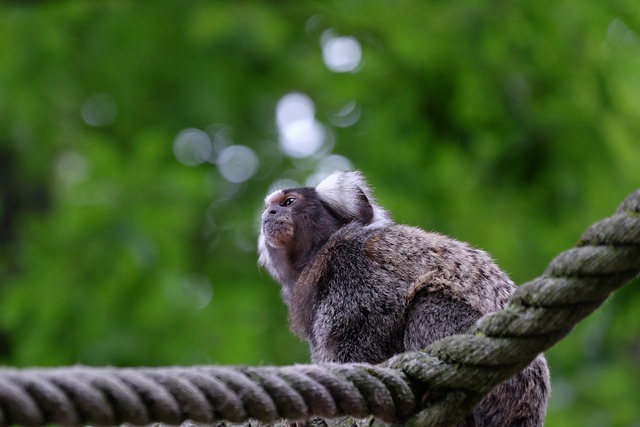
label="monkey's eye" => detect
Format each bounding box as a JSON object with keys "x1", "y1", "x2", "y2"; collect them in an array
[{"x1": 281, "y1": 197, "x2": 296, "y2": 207}]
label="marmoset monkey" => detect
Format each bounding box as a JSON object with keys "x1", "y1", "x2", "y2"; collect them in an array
[{"x1": 258, "y1": 171, "x2": 550, "y2": 427}]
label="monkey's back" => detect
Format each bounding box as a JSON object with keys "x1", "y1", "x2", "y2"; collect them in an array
[
  {"x1": 365, "y1": 224, "x2": 515, "y2": 311},
  {"x1": 291, "y1": 223, "x2": 516, "y2": 363}
]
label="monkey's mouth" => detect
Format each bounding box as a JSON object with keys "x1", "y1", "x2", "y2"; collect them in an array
[{"x1": 263, "y1": 220, "x2": 294, "y2": 248}]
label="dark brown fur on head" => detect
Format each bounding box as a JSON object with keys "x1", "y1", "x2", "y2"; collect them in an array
[{"x1": 257, "y1": 171, "x2": 391, "y2": 302}]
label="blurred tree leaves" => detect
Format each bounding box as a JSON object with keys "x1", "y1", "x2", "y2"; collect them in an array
[{"x1": 0, "y1": 1, "x2": 639, "y2": 426}]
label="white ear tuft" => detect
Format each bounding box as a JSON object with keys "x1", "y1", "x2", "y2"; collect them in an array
[{"x1": 315, "y1": 170, "x2": 392, "y2": 227}]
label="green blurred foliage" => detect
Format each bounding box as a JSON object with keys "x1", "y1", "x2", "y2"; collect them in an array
[{"x1": 0, "y1": 1, "x2": 639, "y2": 426}]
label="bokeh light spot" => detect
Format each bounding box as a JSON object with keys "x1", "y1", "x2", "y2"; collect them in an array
[
  {"x1": 279, "y1": 119, "x2": 326, "y2": 158},
  {"x1": 217, "y1": 145, "x2": 259, "y2": 183},
  {"x1": 174, "y1": 128, "x2": 213, "y2": 166},
  {"x1": 178, "y1": 274, "x2": 214, "y2": 310},
  {"x1": 206, "y1": 124, "x2": 234, "y2": 163},
  {"x1": 276, "y1": 93, "x2": 328, "y2": 158},
  {"x1": 56, "y1": 151, "x2": 91, "y2": 185},
  {"x1": 276, "y1": 92, "x2": 315, "y2": 128},
  {"x1": 329, "y1": 101, "x2": 361, "y2": 127},
  {"x1": 322, "y1": 32, "x2": 362, "y2": 73},
  {"x1": 81, "y1": 93, "x2": 118, "y2": 127},
  {"x1": 607, "y1": 18, "x2": 640, "y2": 47}
]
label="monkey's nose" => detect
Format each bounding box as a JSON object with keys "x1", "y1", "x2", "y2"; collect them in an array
[{"x1": 269, "y1": 209, "x2": 277, "y2": 215}]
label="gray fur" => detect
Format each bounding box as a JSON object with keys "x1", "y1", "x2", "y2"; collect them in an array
[{"x1": 258, "y1": 171, "x2": 550, "y2": 427}]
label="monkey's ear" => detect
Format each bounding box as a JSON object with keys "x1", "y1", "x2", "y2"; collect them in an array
[
  {"x1": 316, "y1": 171, "x2": 378, "y2": 225},
  {"x1": 352, "y1": 187, "x2": 374, "y2": 224},
  {"x1": 326, "y1": 186, "x2": 374, "y2": 225}
]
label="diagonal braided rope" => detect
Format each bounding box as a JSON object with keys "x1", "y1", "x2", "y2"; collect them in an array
[{"x1": 1, "y1": 189, "x2": 639, "y2": 427}]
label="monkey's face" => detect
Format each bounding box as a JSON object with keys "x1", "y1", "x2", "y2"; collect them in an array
[
  {"x1": 261, "y1": 190, "x2": 298, "y2": 249},
  {"x1": 258, "y1": 171, "x2": 391, "y2": 287},
  {"x1": 260, "y1": 187, "x2": 343, "y2": 256},
  {"x1": 258, "y1": 186, "x2": 346, "y2": 287}
]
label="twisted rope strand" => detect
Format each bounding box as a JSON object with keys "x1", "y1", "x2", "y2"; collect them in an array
[
  {"x1": 1, "y1": 189, "x2": 639, "y2": 427},
  {"x1": 0, "y1": 364, "x2": 415, "y2": 426}
]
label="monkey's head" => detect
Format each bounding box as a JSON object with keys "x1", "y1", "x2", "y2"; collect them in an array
[{"x1": 258, "y1": 171, "x2": 392, "y2": 296}]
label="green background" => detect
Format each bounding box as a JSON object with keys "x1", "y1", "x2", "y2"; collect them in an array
[{"x1": 1, "y1": 2, "x2": 639, "y2": 426}]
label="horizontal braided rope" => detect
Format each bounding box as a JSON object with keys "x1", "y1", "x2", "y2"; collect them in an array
[{"x1": 0, "y1": 189, "x2": 639, "y2": 427}]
